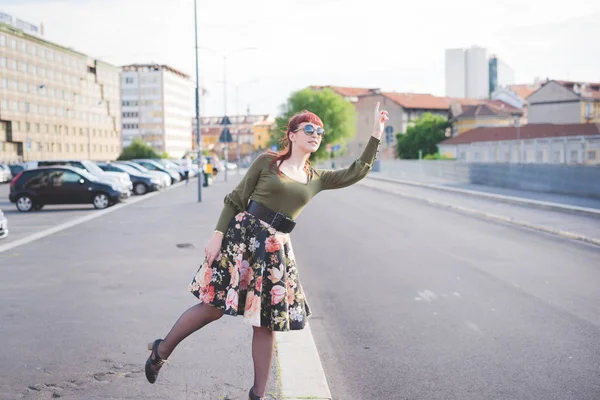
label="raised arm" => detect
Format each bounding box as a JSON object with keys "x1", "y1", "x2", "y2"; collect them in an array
[{"x1": 315, "y1": 102, "x2": 388, "y2": 191}]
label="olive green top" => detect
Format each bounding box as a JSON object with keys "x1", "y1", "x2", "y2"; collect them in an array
[{"x1": 215, "y1": 136, "x2": 381, "y2": 232}]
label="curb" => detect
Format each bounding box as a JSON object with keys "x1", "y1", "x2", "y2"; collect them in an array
[
  {"x1": 359, "y1": 180, "x2": 600, "y2": 247},
  {"x1": 368, "y1": 175, "x2": 600, "y2": 218},
  {"x1": 276, "y1": 322, "x2": 332, "y2": 400}
]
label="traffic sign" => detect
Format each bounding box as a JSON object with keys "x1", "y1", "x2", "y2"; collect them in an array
[
  {"x1": 385, "y1": 125, "x2": 394, "y2": 134},
  {"x1": 219, "y1": 127, "x2": 233, "y2": 143},
  {"x1": 220, "y1": 116, "x2": 231, "y2": 125},
  {"x1": 332, "y1": 144, "x2": 341, "y2": 152}
]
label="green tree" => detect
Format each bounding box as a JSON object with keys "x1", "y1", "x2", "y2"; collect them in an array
[
  {"x1": 396, "y1": 113, "x2": 449, "y2": 159},
  {"x1": 117, "y1": 138, "x2": 159, "y2": 160},
  {"x1": 269, "y1": 88, "x2": 356, "y2": 160},
  {"x1": 159, "y1": 152, "x2": 170, "y2": 159}
]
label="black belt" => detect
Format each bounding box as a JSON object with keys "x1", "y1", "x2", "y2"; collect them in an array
[{"x1": 246, "y1": 200, "x2": 296, "y2": 233}]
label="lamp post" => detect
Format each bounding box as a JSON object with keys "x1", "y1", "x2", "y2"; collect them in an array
[
  {"x1": 234, "y1": 79, "x2": 259, "y2": 174},
  {"x1": 199, "y1": 46, "x2": 257, "y2": 182},
  {"x1": 193, "y1": 0, "x2": 203, "y2": 202}
]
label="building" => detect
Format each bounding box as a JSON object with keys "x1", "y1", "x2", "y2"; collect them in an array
[
  {"x1": 312, "y1": 86, "x2": 485, "y2": 159},
  {"x1": 0, "y1": 20, "x2": 121, "y2": 163},
  {"x1": 527, "y1": 80, "x2": 600, "y2": 125},
  {"x1": 488, "y1": 55, "x2": 515, "y2": 95},
  {"x1": 192, "y1": 114, "x2": 275, "y2": 160},
  {"x1": 121, "y1": 64, "x2": 194, "y2": 158},
  {"x1": 449, "y1": 100, "x2": 523, "y2": 136},
  {"x1": 445, "y1": 49, "x2": 466, "y2": 98},
  {"x1": 445, "y1": 46, "x2": 491, "y2": 99},
  {"x1": 438, "y1": 123, "x2": 600, "y2": 165}
]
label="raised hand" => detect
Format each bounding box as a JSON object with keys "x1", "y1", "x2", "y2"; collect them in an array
[{"x1": 372, "y1": 101, "x2": 389, "y2": 139}]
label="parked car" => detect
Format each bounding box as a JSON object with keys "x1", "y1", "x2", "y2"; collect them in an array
[
  {"x1": 114, "y1": 161, "x2": 171, "y2": 188},
  {"x1": 97, "y1": 162, "x2": 161, "y2": 195},
  {"x1": 0, "y1": 163, "x2": 12, "y2": 183},
  {"x1": 22, "y1": 160, "x2": 133, "y2": 194},
  {"x1": 133, "y1": 159, "x2": 181, "y2": 185},
  {"x1": 0, "y1": 208, "x2": 7, "y2": 239},
  {"x1": 9, "y1": 166, "x2": 129, "y2": 212},
  {"x1": 8, "y1": 164, "x2": 24, "y2": 178}
]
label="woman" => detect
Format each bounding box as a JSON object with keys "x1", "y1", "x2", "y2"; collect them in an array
[{"x1": 145, "y1": 102, "x2": 389, "y2": 399}]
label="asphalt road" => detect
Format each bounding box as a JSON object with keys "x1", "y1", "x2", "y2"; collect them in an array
[
  {"x1": 0, "y1": 178, "x2": 281, "y2": 400},
  {"x1": 292, "y1": 182, "x2": 600, "y2": 400},
  {"x1": 2, "y1": 175, "x2": 600, "y2": 399}
]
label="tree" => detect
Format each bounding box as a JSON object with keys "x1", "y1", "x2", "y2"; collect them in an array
[
  {"x1": 396, "y1": 113, "x2": 449, "y2": 159},
  {"x1": 117, "y1": 138, "x2": 159, "y2": 160},
  {"x1": 269, "y1": 88, "x2": 357, "y2": 161}
]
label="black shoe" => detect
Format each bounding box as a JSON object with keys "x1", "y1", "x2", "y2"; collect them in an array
[
  {"x1": 145, "y1": 339, "x2": 168, "y2": 384},
  {"x1": 249, "y1": 387, "x2": 264, "y2": 400}
]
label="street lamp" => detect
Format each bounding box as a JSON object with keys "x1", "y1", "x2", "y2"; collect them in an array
[
  {"x1": 193, "y1": 0, "x2": 203, "y2": 202},
  {"x1": 234, "y1": 79, "x2": 259, "y2": 174},
  {"x1": 198, "y1": 46, "x2": 257, "y2": 182}
]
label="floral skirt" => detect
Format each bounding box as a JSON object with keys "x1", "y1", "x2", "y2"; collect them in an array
[{"x1": 189, "y1": 211, "x2": 311, "y2": 331}]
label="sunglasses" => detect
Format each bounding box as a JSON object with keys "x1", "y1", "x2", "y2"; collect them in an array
[{"x1": 295, "y1": 125, "x2": 325, "y2": 137}]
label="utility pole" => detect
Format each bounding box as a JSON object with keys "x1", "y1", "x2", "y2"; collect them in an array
[{"x1": 193, "y1": 0, "x2": 203, "y2": 201}]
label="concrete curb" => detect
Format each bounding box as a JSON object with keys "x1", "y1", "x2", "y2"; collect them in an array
[
  {"x1": 360, "y1": 180, "x2": 600, "y2": 247},
  {"x1": 276, "y1": 322, "x2": 332, "y2": 400},
  {"x1": 368, "y1": 175, "x2": 600, "y2": 218}
]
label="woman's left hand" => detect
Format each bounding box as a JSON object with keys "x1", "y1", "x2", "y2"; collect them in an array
[{"x1": 372, "y1": 102, "x2": 389, "y2": 139}]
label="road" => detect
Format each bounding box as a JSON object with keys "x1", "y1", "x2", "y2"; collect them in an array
[
  {"x1": 1, "y1": 176, "x2": 599, "y2": 399},
  {"x1": 293, "y1": 182, "x2": 600, "y2": 400}
]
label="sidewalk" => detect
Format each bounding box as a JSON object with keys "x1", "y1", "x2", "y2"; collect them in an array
[
  {"x1": 0, "y1": 176, "x2": 284, "y2": 400},
  {"x1": 369, "y1": 174, "x2": 600, "y2": 216},
  {"x1": 361, "y1": 177, "x2": 600, "y2": 246}
]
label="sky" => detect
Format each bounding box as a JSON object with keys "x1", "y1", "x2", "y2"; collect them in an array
[{"x1": 2, "y1": 0, "x2": 600, "y2": 117}]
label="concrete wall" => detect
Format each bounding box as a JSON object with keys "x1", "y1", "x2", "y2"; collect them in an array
[
  {"x1": 370, "y1": 160, "x2": 600, "y2": 198},
  {"x1": 528, "y1": 101, "x2": 582, "y2": 124}
]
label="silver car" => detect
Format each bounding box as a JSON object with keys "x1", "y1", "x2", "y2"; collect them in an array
[
  {"x1": 0, "y1": 163, "x2": 12, "y2": 183},
  {"x1": 0, "y1": 209, "x2": 7, "y2": 239}
]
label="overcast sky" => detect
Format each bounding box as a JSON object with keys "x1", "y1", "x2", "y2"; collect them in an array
[{"x1": 3, "y1": 0, "x2": 600, "y2": 117}]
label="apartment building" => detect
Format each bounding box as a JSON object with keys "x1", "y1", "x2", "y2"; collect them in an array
[
  {"x1": 0, "y1": 20, "x2": 121, "y2": 163},
  {"x1": 121, "y1": 64, "x2": 194, "y2": 158}
]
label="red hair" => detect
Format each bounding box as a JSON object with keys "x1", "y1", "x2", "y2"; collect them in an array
[{"x1": 268, "y1": 110, "x2": 323, "y2": 174}]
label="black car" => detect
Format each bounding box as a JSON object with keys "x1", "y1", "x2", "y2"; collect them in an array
[
  {"x1": 97, "y1": 162, "x2": 161, "y2": 195},
  {"x1": 9, "y1": 166, "x2": 128, "y2": 212}
]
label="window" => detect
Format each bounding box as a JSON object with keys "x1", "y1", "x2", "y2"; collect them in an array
[
  {"x1": 0, "y1": 57, "x2": 5, "y2": 67},
  {"x1": 10, "y1": 59, "x2": 17, "y2": 70},
  {"x1": 10, "y1": 39, "x2": 16, "y2": 49},
  {"x1": 0, "y1": 34, "x2": 5, "y2": 46},
  {"x1": 31, "y1": 45, "x2": 36, "y2": 56},
  {"x1": 21, "y1": 42, "x2": 27, "y2": 52},
  {"x1": 29, "y1": 64, "x2": 37, "y2": 74},
  {"x1": 588, "y1": 151, "x2": 597, "y2": 160},
  {"x1": 125, "y1": 77, "x2": 135, "y2": 84},
  {"x1": 553, "y1": 151, "x2": 561, "y2": 163},
  {"x1": 62, "y1": 171, "x2": 82, "y2": 183},
  {"x1": 20, "y1": 62, "x2": 27, "y2": 73},
  {"x1": 570, "y1": 150, "x2": 578, "y2": 163},
  {"x1": 1, "y1": 78, "x2": 6, "y2": 89}
]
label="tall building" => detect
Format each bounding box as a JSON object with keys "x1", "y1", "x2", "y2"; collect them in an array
[
  {"x1": 489, "y1": 55, "x2": 515, "y2": 95},
  {"x1": 445, "y1": 49, "x2": 466, "y2": 98},
  {"x1": 0, "y1": 17, "x2": 121, "y2": 163},
  {"x1": 121, "y1": 64, "x2": 194, "y2": 158},
  {"x1": 445, "y1": 46, "x2": 492, "y2": 99}
]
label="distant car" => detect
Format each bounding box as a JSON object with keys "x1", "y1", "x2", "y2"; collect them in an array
[
  {"x1": 22, "y1": 160, "x2": 133, "y2": 194},
  {"x1": 8, "y1": 164, "x2": 24, "y2": 178},
  {"x1": 0, "y1": 163, "x2": 12, "y2": 183},
  {"x1": 97, "y1": 162, "x2": 161, "y2": 195},
  {"x1": 133, "y1": 159, "x2": 181, "y2": 185},
  {"x1": 114, "y1": 161, "x2": 170, "y2": 188},
  {"x1": 9, "y1": 166, "x2": 129, "y2": 212},
  {"x1": 0, "y1": 208, "x2": 7, "y2": 239}
]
